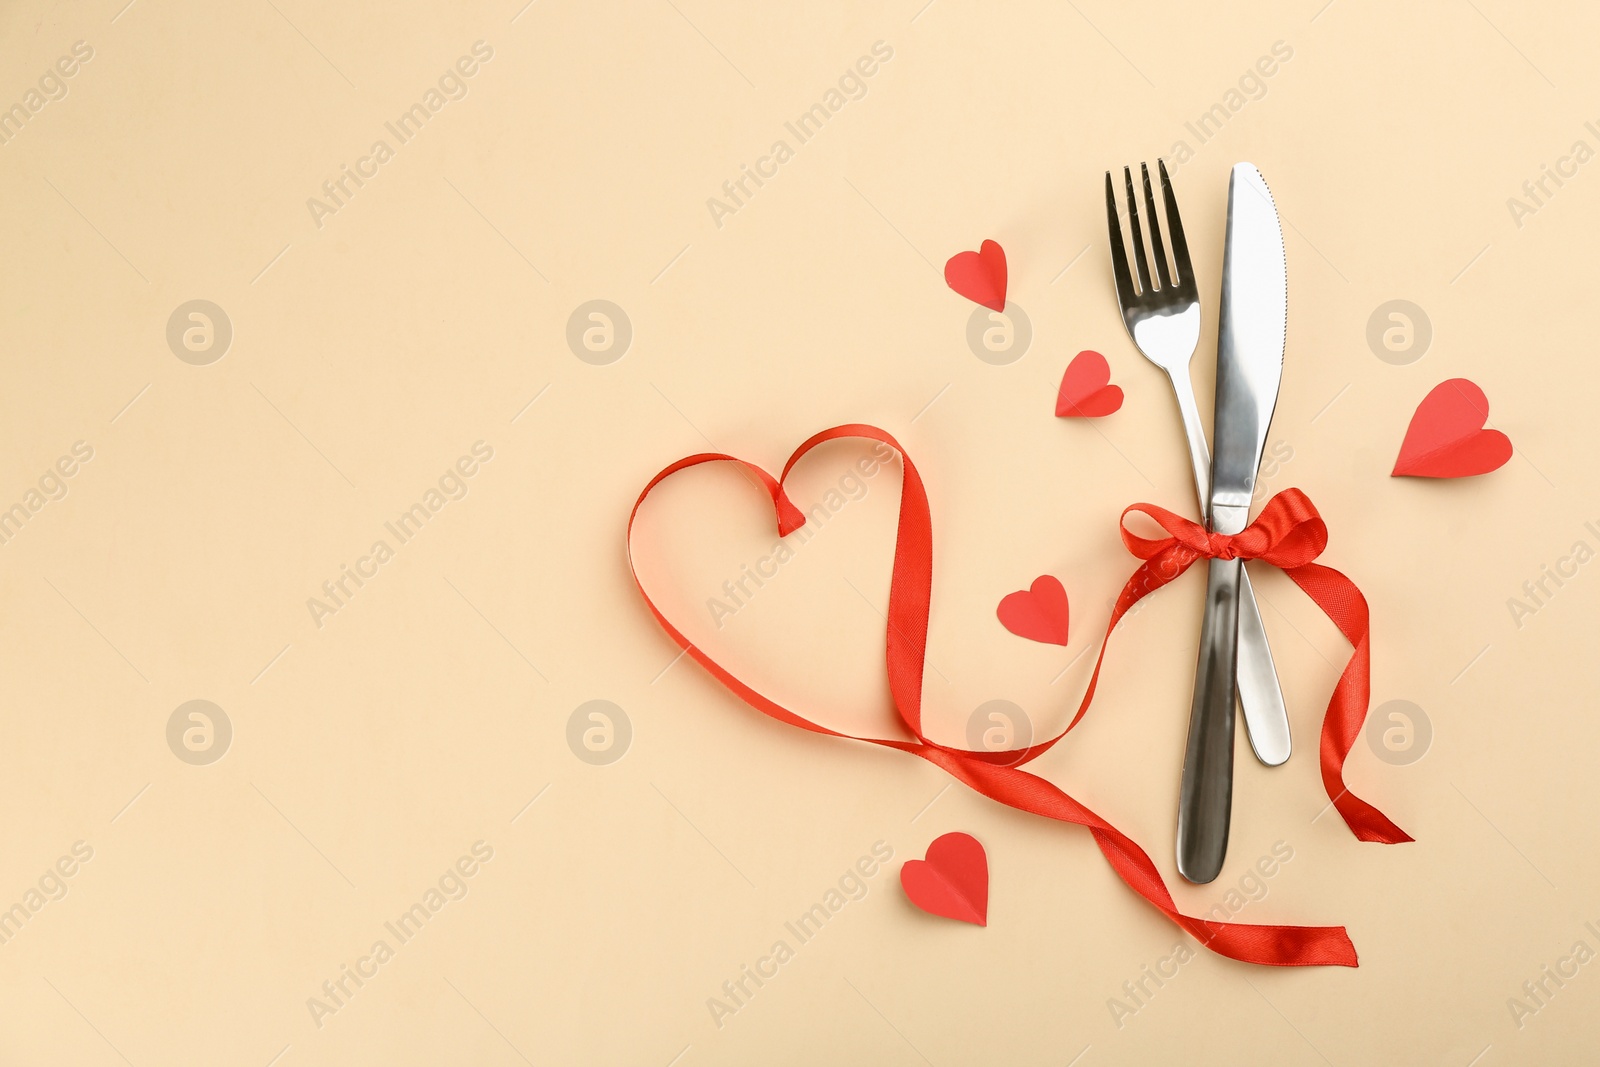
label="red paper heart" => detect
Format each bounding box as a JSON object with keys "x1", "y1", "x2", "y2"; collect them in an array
[
  {"x1": 1055, "y1": 350, "x2": 1124, "y2": 418},
  {"x1": 944, "y1": 240, "x2": 1007, "y2": 312},
  {"x1": 1392, "y1": 379, "x2": 1512, "y2": 478},
  {"x1": 996, "y1": 575, "x2": 1070, "y2": 646},
  {"x1": 901, "y1": 832, "x2": 988, "y2": 926}
]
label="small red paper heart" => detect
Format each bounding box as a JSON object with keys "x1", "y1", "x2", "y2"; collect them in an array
[
  {"x1": 1055, "y1": 350, "x2": 1124, "y2": 418},
  {"x1": 1392, "y1": 378, "x2": 1512, "y2": 478},
  {"x1": 997, "y1": 575, "x2": 1070, "y2": 646},
  {"x1": 901, "y1": 832, "x2": 988, "y2": 926},
  {"x1": 944, "y1": 240, "x2": 1007, "y2": 312}
]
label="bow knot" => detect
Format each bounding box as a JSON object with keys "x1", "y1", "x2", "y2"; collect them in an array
[
  {"x1": 1208, "y1": 531, "x2": 1239, "y2": 560},
  {"x1": 1119, "y1": 486, "x2": 1330, "y2": 570}
]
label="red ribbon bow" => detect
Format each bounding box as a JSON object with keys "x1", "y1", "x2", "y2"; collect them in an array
[{"x1": 628, "y1": 425, "x2": 1409, "y2": 968}]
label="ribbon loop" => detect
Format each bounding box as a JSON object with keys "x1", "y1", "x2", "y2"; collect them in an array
[
  {"x1": 628, "y1": 427, "x2": 1406, "y2": 970},
  {"x1": 1120, "y1": 488, "x2": 1330, "y2": 569}
]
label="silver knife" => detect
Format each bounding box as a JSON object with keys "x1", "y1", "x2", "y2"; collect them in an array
[{"x1": 1175, "y1": 163, "x2": 1287, "y2": 884}]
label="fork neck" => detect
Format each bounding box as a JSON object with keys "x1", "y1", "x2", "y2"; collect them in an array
[{"x1": 1165, "y1": 367, "x2": 1212, "y2": 515}]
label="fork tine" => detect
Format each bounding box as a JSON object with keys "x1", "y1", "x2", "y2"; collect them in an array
[
  {"x1": 1140, "y1": 163, "x2": 1172, "y2": 291},
  {"x1": 1105, "y1": 171, "x2": 1136, "y2": 309},
  {"x1": 1158, "y1": 159, "x2": 1191, "y2": 288},
  {"x1": 1123, "y1": 166, "x2": 1152, "y2": 295}
]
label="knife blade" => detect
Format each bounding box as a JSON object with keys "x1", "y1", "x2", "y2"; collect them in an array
[
  {"x1": 1210, "y1": 164, "x2": 1287, "y2": 522},
  {"x1": 1175, "y1": 162, "x2": 1287, "y2": 884}
]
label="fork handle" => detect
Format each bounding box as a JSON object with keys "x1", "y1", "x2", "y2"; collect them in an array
[
  {"x1": 1176, "y1": 554, "x2": 1241, "y2": 884},
  {"x1": 1237, "y1": 566, "x2": 1290, "y2": 765},
  {"x1": 1167, "y1": 370, "x2": 1214, "y2": 503}
]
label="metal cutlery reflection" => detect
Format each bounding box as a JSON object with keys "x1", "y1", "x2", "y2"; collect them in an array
[
  {"x1": 1173, "y1": 162, "x2": 1288, "y2": 883},
  {"x1": 1104, "y1": 162, "x2": 1292, "y2": 775}
]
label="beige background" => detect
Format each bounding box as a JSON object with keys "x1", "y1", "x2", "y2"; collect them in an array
[{"x1": 1, "y1": 0, "x2": 1597, "y2": 1063}]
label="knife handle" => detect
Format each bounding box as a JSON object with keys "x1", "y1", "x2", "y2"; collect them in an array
[{"x1": 1176, "y1": 555, "x2": 1242, "y2": 884}]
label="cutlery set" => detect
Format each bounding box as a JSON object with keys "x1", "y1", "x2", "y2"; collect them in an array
[{"x1": 1106, "y1": 160, "x2": 1290, "y2": 884}]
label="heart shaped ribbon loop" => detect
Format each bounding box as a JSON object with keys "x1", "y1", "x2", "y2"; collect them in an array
[{"x1": 629, "y1": 425, "x2": 1407, "y2": 968}]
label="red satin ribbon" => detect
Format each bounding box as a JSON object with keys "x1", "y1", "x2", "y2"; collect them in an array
[{"x1": 628, "y1": 424, "x2": 1409, "y2": 968}]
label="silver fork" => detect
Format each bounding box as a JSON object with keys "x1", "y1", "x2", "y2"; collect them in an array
[{"x1": 1105, "y1": 161, "x2": 1290, "y2": 768}]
